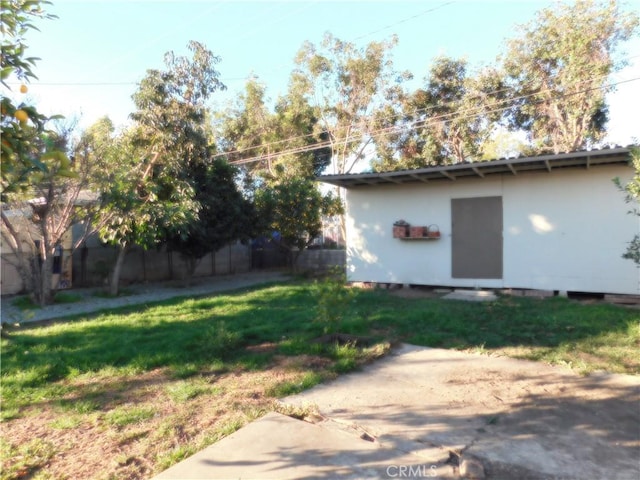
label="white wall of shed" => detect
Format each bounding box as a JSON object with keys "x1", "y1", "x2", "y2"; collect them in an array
[{"x1": 344, "y1": 164, "x2": 639, "y2": 295}]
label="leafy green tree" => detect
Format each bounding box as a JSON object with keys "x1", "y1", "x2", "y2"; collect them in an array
[
  {"x1": 270, "y1": 86, "x2": 332, "y2": 180},
  {"x1": 216, "y1": 77, "x2": 337, "y2": 267},
  {"x1": 292, "y1": 32, "x2": 406, "y2": 176},
  {"x1": 167, "y1": 158, "x2": 256, "y2": 283},
  {"x1": 291, "y1": 33, "x2": 406, "y2": 241},
  {"x1": 130, "y1": 41, "x2": 224, "y2": 170},
  {"x1": 415, "y1": 58, "x2": 504, "y2": 163},
  {"x1": 217, "y1": 77, "x2": 330, "y2": 183},
  {"x1": 372, "y1": 57, "x2": 504, "y2": 170},
  {"x1": 480, "y1": 129, "x2": 528, "y2": 161},
  {"x1": 99, "y1": 41, "x2": 252, "y2": 291},
  {"x1": 134, "y1": 41, "x2": 256, "y2": 283},
  {"x1": 92, "y1": 123, "x2": 198, "y2": 296},
  {"x1": 217, "y1": 78, "x2": 278, "y2": 174},
  {"x1": 1, "y1": 0, "x2": 57, "y2": 196},
  {"x1": 614, "y1": 148, "x2": 640, "y2": 265},
  {"x1": 0, "y1": 126, "x2": 94, "y2": 306},
  {"x1": 255, "y1": 177, "x2": 342, "y2": 269},
  {"x1": 1, "y1": 0, "x2": 100, "y2": 305},
  {"x1": 501, "y1": 0, "x2": 638, "y2": 153}
]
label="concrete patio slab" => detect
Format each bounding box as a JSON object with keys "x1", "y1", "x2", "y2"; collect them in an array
[
  {"x1": 151, "y1": 345, "x2": 640, "y2": 479},
  {"x1": 153, "y1": 411, "x2": 455, "y2": 480},
  {"x1": 285, "y1": 345, "x2": 640, "y2": 480},
  {"x1": 443, "y1": 290, "x2": 498, "y2": 302}
]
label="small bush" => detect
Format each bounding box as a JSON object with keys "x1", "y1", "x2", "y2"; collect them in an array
[
  {"x1": 11, "y1": 296, "x2": 38, "y2": 310},
  {"x1": 192, "y1": 321, "x2": 243, "y2": 360},
  {"x1": 313, "y1": 268, "x2": 354, "y2": 334}
]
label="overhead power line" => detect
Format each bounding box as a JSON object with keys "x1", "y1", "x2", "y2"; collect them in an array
[
  {"x1": 222, "y1": 75, "x2": 640, "y2": 167},
  {"x1": 351, "y1": 1, "x2": 456, "y2": 42},
  {"x1": 215, "y1": 67, "x2": 637, "y2": 162},
  {"x1": 213, "y1": 50, "x2": 640, "y2": 160}
]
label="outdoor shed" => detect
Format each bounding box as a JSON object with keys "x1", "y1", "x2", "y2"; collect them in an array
[{"x1": 318, "y1": 146, "x2": 639, "y2": 295}]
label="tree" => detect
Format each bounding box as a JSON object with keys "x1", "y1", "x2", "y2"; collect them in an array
[
  {"x1": 501, "y1": 0, "x2": 638, "y2": 153},
  {"x1": 216, "y1": 77, "x2": 338, "y2": 266},
  {"x1": 1, "y1": 0, "x2": 57, "y2": 196},
  {"x1": 614, "y1": 147, "x2": 640, "y2": 265},
  {"x1": 217, "y1": 78, "x2": 279, "y2": 175},
  {"x1": 372, "y1": 57, "x2": 504, "y2": 170},
  {"x1": 0, "y1": 120, "x2": 107, "y2": 305},
  {"x1": 217, "y1": 77, "x2": 331, "y2": 183},
  {"x1": 167, "y1": 158, "x2": 256, "y2": 283},
  {"x1": 1, "y1": 0, "x2": 101, "y2": 305},
  {"x1": 270, "y1": 85, "x2": 332, "y2": 180},
  {"x1": 291, "y1": 33, "x2": 406, "y2": 240},
  {"x1": 292, "y1": 33, "x2": 406, "y2": 176},
  {"x1": 97, "y1": 41, "x2": 244, "y2": 293},
  {"x1": 93, "y1": 124, "x2": 198, "y2": 296},
  {"x1": 254, "y1": 176, "x2": 342, "y2": 269}
]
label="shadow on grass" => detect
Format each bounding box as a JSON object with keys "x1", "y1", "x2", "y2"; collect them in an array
[{"x1": 2, "y1": 284, "x2": 638, "y2": 414}]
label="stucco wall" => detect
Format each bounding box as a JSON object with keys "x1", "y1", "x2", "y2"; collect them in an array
[{"x1": 344, "y1": 164, "x2": 639, "y2": 295}]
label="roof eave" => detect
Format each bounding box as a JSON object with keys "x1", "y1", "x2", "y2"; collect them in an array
[{"x1": 317, "y1": 146, "x2": 634, "y2": 188}]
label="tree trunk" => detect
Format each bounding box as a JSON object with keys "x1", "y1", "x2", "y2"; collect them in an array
[
  {"x1": 182, "y1": 256, "x2": 200, "y2": 287},
  {"x1": 35, "y1": 253, "x2": 55, "y2": 306},
  {"x1": 290, "y1": 246, "x2": 305, "y2": 273},
  {"x1": 43, "y1": 255, "x2": 55, "y2": 305},
  {"x1": 110, "y1": 244, "x2": 129, "y2": 296}
]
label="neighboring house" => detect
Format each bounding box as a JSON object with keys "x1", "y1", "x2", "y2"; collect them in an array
[
  {"x1": 1, "y1": 205, "x2": 73, "y2": 295},
  {"x1": 318, "y1": 146, "x2": 639, "y2": 295}
]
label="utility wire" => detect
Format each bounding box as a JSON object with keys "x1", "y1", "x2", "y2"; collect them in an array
[
  {"x1": 215, "y1": 67, "x2": 638, "y2": 162},
  {"x1": 218, "y1": 52, "x2": 640, "y2": 158},
  {"x1": 351, "y1": 1, "x2": 456, "y2": 42},
  {"x1": 223, "y1": 75, "x2": 640, "y2": 166}
]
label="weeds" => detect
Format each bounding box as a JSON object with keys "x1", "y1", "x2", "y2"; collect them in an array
[
  {"x1": 104, "y1": 406, "x2": 156, "y2": 428},
  {"x1": 313, "y1": 268, "x2": 354, "y2": 334},
  {"x1": 265, "y1": 372, "x2": 325, "y2": 397},
  {"x1": 0, "y1": 438, "x2": 56, "y2": 480},
  {"x1": 192, "y1": 320, "x2": 244, "y2": 360},
  {"x1": 165, "y1": 379, "x2": 220, "y2": 403}
]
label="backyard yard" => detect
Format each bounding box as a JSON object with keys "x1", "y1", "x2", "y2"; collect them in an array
[{"x1": 1, "y1": 279, "x2": 639, "y2": 479}]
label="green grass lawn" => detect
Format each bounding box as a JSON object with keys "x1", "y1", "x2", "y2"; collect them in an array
[{"x1": 1, "y1": 280, "x2": 638, "y2": 479}]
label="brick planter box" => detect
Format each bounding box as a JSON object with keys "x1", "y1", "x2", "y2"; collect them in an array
[
  {"x1": 410, "y1": 226, "x2": 426, "y2": 238},
  {"x1": 393, "y1": 225, "x2": 409, "y2": 238}
]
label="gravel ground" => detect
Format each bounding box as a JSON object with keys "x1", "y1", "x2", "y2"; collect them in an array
[{"x1": 1, "y1": 271, "x2": 290, "y2": 325}]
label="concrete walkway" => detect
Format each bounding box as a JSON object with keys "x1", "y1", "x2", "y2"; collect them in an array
[
  {"x1": 155, "y1": 344, "x2": 640, "y2": 480},
  {"x1": 1, "y1": 271, "x2": 290, "y2": 324}
]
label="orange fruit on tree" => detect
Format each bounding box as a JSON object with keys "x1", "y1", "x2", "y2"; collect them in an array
[
  {"x1": 14, "y1": 109, "x2": 28, "y2": 122},
  {"x1": 20, "y1": 84, "x2": 28, "y2": 94}
]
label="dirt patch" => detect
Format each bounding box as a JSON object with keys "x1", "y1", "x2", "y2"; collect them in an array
[
  {"x1": 1, "y1": 358, "x2": 327, "y2": 480},
  {"x1": 273, "y1": 354, "x2": 333, "y2": 370}
]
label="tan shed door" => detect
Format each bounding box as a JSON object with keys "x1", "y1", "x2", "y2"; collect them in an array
[{"x1": 451, "y1": 196, "x2": 503, "y2": 279}]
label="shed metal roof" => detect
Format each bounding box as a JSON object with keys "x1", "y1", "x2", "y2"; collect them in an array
[{"x1": 317, "y1": 146, "x2": 634, "y2": 188}]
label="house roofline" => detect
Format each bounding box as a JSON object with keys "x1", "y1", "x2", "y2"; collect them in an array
[{"x1": 316, "y1": 145, "x2": 636, "y2": 188}]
